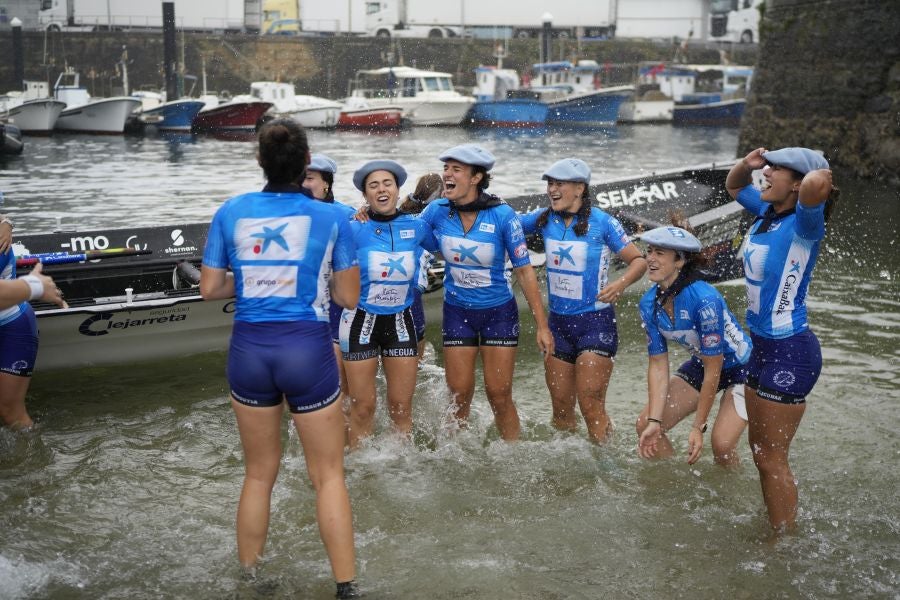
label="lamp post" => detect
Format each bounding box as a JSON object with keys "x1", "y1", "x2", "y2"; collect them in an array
[
  {"x1": 541, "y1": 12, "x2": 553, "y2": 84},
  {"x1": 11, "y1": 17, "x2": 24, "y2": 91}
]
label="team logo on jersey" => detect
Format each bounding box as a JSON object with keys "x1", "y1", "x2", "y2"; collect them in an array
[
  {"x1": 552, "y1": 244, "x2": 577, "y2": 267},
  {"x1": 545, "y1": 239, "x2": 587, "y2": 271},
  {"x1": 399, "y1": 229, "x2": 416, "y2": 239},
  {"x1": 773, "y1": 370, "x2": 796, "y2": 388},
  {"x1": 369, "y1": 251, "x2": 414, "y2": 282},
  {"x1": 788, "y1": 259, "x2": 802, "y2": 273},
  {"x1": 450, "y1": 244, "x2": 482, "y2": 264},
  {"x1": 679, "y1": 309, "x2": 691, "y2": 320},
  {"x1": 240, "y1": 266, "x2": 298, "y2": 298},
  {"x1": 236, "y1": 217, "x2": 311, "y2": 261},
  {"x1": 702, "y1": 333, "x2": 721, "y2": 348},
  {"x1": 479, "y1": 223, "x2": 496, "y2": 233},
  {"x1": 513, "y1": 243, "x2": 529, "y2": 259},
  {"x1": 442, "y1": 236, "x2": 494, "y2": 267},
  {"x1": 742, "y1": 241, "x2": 768, "y2": 277}
]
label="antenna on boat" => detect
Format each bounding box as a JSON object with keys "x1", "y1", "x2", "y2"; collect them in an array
[{"x1": 494, "y1": 40, "x2": 508, "y2": 70}]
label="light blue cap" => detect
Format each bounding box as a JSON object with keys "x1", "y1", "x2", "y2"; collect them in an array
[
  {"x1": 762, "y1": 147, "x2": 829, "y2": 175},
  {"x1": 353, "y1": 159, "x2": 408, "y2": 191},
  {"x1": 640, "y1": 226, "x2": 702, "y2": 253},
  {"x1": 308, "y1": 153, "x2": 337, "y2": 174},
  {"x1": 438, "y1": 144, "x2": 495, "y2": 170},
  {"x1": 542, "y1": 158, "x2": 591, "y2": 184}
]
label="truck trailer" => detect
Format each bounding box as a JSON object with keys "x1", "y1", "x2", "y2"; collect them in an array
[
  {"x1": 364, "y1": 0, "x2": 616, "y2": 39},
  {"x1": 38, "y1": 0, "x2": 261, "y2": 33}
]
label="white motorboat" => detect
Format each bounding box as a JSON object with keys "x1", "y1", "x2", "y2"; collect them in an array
[
  {"x1": 347, "y1": 66, "x2": 474, "y2": 126},
  {"x1": 248, "y1": 81, "x2": 341, "y2": 128},
  {"x1": 0, "y1": 80, "x2": 67, "y2": 134},
  {"x1": 53, "y1": 70, "x2": 141, "y2": 134}
]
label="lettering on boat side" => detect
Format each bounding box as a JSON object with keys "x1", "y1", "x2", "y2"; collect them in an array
[
  {"x1": 78, "y1": 311, "x2": 189, "y2": 337},
  {"x1": 595, "y1": 182, "x2": 680, "y2": 209}
]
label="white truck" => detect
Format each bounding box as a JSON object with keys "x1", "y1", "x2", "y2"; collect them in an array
[
  {"x1": 364, "y1": 0, "x2": 616, "y2": 39},
  {"x1": 709, "y1": 0, "x2": 761, "y2": 43},
  {"x1": 38, "y1": 0, "x2": 261, "y2": 33}
]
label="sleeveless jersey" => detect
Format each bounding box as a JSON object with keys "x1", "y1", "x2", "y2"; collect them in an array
[
  {"x1": 349, "y1": 213, "x2": 437, "y2": 315},
  {"x1": 736, "y1": 185, "x2": 824, "y2": 338},
  {"x1": 203, "y1": 190, "x2": 357, "y2": 323},
  {"x1": 639, "y1": 280, "x2": 752, "y2": 370},
  {"x1": 519, "y1": 208, "x2": 630, "y2": 315},
  {"x1": 419, "y1": 198, "x2": 531, "y2": 309}
]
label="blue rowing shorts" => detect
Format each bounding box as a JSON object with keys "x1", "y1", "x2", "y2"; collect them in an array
[
  {"x1": 442, "y1": 298, "x2": 519, "y2": 347},
  {"x1": 227, "y1": 320, "x2": 340, "y2": 414},
  {"x1": 675, "y1": 356, "x2": 748, "y2": 392},
  {"x1": 411, "y1": 288, "x2": 426, "y2": 341},
  {"x1": 746, "y1": 330, "x2": 822, "y2": 404},
  {"x1": 549, "y1": 307, "x2": 618, "y2": 363},
  {"x1": 0, "y1": 307, "x2": 38, "y2": 377}
]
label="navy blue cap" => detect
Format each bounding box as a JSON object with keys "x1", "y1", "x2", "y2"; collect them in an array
[
  {"x1": 438, "y1": 144, "x2": 495, "y2": 170},
  {"x1": 308, "y1": 153, "x2": 337, "y2": 174},
  {"x1": 542, "y1": 158, "x2": 591, "y2": 184},
  {"x1": 763, "y1": 148, "x2": 829, "y2": 175},
  {"x1": 640, "y1": 226, "x2": 702, "y2": 253},
  {"x1": 353, "y1": 160, "x2": 408, "y2": 191}
]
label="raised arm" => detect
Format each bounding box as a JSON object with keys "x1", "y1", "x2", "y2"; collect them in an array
[
  {"x1": 725, "y1": 147, "x2": 767, "y2": 199},
  {"x1": 798, "y1": 169, "x2": 833, "y2": 209}
]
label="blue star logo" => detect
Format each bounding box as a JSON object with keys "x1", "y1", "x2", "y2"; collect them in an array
[
  {"x1": 789, "y1": 260, "x2": 801, "y2": 273},
  {"x1": 381, "y1": 257, "x2": 408, "y2": 277},
  {"x1": 743, "y1": 247, "x2": 756, "y2": 273},
  {"x1": 552, "y1": 245, "x2": 576, "y2": 266},
  {"x1": 675, "y1": 334, "x2": 690, "y2": 346},
  {"x1": 451, "y1": 244, "x2": 481, "y2": 265},
  {"x1": 250, "y1": 223, "x2": 289, "y2": 254}
]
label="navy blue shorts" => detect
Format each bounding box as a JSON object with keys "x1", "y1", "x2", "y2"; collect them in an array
[
  {"x1": 746, "y1": 329, "x2": 822, "y2": 404},
  {"x1": 549, "y1": 308, "x2": 618, "y2": 363},
  {"x1": 0, "y1": 307, "x2": 38, "y2": 377},
  {"x1": 328, "y1": 301, "x2": 343, "y2": 343},
  {"x1": 339, "y1": 306, "x2": 418, "y2": 361},
  {"x1": 411, "y1": 289, "x2": 426, "y2": 341},
  {"x1": 675, "y1": 356, "x2": 748, "y2": 392},
  {"x1": 442, "y1": 298, "x2": 519, "y2": 347},
  {"x1": 227, "y1": 320, "x2": 340, "y2": 414}
]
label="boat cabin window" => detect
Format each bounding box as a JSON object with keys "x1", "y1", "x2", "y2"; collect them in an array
[{"x1": 423, "y1": 77, "x2": 441, "y2": 92}]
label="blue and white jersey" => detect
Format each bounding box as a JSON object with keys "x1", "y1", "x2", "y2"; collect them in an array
[
  {"x1": 639, "y1": 280, "x2": 752, "y2": 370},
  {"x1": 203, "y1": 190, "x2": 358, "y2": 323},
  {"x1": 736, "y1": 185, "x2": 824, "y2": 338},
  {"x1": 519, "y1": 208, "x2": 631, "y2": 315},
  {"x1": 419, "y1": 198, "x2": 531, "y2": 309},
  {"x1": 348, "y1": 213, "x2": 437, "y2": 315},
  {"x1": 0, "y1": 248, "x2": 27, "y2": 327}
]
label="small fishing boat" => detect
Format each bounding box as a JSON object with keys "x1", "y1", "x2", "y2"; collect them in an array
[
  {"x1": 526, "y1": 61, "x2": 634, "y2": 127},
  {"x1": 192, "y1": 98, "x2": 273, "y2": 133},
  {"x1": 669, "y1": 65, "x2": 754, "y2": 126},
  {"x1": 467, "y1": 66, "x2": 548, "y2": 128},
  {"x1": 337, "y1": 97, "x2": 404, "y2": 129},
  {"x1": 0, "y1": 81, "x2": 66, "y2": 135},
  {"x1": 53, "y1": 70, "x2": 141, "y2": 134},
  {"x1": 138, "y1": 98, "x2": 207, "y2": 132},
  {"x1": 248, "y1": 81, "x2": 342, "y2": 129}
]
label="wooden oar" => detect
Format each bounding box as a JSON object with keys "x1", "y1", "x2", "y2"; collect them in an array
[{"x1": 16, "y1": 248, "x2": 153, "y2": 267}]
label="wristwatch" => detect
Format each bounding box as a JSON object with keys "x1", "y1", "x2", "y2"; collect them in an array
[{"x1": 693, "y1": 422, "x2": 708, "y2": 433}]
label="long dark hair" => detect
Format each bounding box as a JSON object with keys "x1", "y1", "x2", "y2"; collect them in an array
[
  {"x1": 535, "y1": 184, "x2": 592, "y2": 236},
  {"x1": 399, "y1": 172, "x2": 442, "y2": 214},
  {"x1": 257, "y1": 118, "x2": 309, "y2": 185}
]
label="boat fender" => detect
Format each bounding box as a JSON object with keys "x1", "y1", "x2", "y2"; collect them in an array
[{"x1": 174, "y1": 261, "x2": 201, "y2": 289}]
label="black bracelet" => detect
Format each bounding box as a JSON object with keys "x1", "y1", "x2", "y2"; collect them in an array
[{"x1": 647, "y1": 417, "x2": 662, "y2": 424}]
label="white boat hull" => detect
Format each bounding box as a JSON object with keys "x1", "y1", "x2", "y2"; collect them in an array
[
  {"x1": 365, "y1": 96, "x2": 474, "y2": 126},
  {"x1": 282, "y1": 105, "x2": 341, "y2": 128},
  {"x1": 6, "y1": 99, "x2": 67, "y2": 134},
  {"x1": 35, "y1": 295, "x2": 234, "y2": 370},
  {"x1": 55, "y1": 97, "x2": 142, "y2": 134}
]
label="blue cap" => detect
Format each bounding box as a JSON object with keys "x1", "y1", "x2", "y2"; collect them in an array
[
  {"x1": 353, "y1": 160, "x2": 408, "y2": 192},
  {"x1": 308, "y1": 153, "x2": 337, "y2": 174},
  {"x1": 762, "y1": 148, "x2": 829, "y2": 175},
  {"x1": 438, "y1": 144, "x2": 495, "y2": 170},
  {"x1": 640, "y1": 226, "x2": 702, "y2": 253},
  {"x1": 542, "y1": 158, "x2": 591, "y2": 184}
]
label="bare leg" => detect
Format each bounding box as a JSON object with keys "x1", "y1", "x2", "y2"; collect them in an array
[
  {"x1": 544, "y1": 355, "x2": 577, "y2": 433},
  {"x1": 382, "y1": 355, "x2": 419, "y2": 437},
  {"x1": 746, "y1": 386, "x2": 806, "y2": 532},
  {"x1": 231, "y1": 398, "x2": 284, "y2": 567},
  {"x1": 575, "y1": 352, "x2": 614, "y2": 444},
  {"x1": 443, "y1": 345, "x2": 479, "y2": 426},
  {"x1": 343, "y1": 357, "x2": 379, "y2": 449},
  {"x1": 711, "y1": 387, "x2": 747, "y2": 467},
  {"x1": 480, "y1": 345, "x2": 520, "y2": 441},
  {"x1": 635, "y1": 376, "x2": 700, "y2": 459},
  {"x1": 292, "y1": 400, "x2": 356, "y2": 583},
  {"x1": 0, "y1": 373, "x2": 33, "y2": 429}
]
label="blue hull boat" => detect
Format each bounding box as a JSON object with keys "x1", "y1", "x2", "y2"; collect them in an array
[
  {"x1": 542, "y1": 86, "x2": 633, "y2": 127},
  {"x1": 673, "y1": 97, "x2": 746, "y2": 126},
  {"x1": 466, "y1": 98, "x2": 548, "y2": 128},
  {"x1": 139, "y1": 99, "x2": 207, "y2": 132}
]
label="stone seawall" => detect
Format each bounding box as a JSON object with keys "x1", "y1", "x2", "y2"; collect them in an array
[{"x1": 740, "y1": 0, "x2": 899, "y2": 180}]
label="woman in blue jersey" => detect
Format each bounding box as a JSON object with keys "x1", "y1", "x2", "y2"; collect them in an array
[
  {"x1": 635, "y1": 225, "x2": 752, "y2": 466},
  {"x1": 0, "y1": 259, "x2": 64, "y2": 429},
  {"x1": 725, "y1": 147, "x2": 834, "y2": 531},
  {"x1": 341, "y1": 160, "x2": 437, "y2": 448},
  {"x1": 304, "y1": 153, "x2": 357, "y2": 418},
  {"x1": 519, "y1": 158, "x2": 646, "y2": 443},
  {"x1": 200, "y1": 119, "x2": 361, "y2": 597},
  {"x1": 419, "y1": 144, "x2": 553, "y2": 441}
]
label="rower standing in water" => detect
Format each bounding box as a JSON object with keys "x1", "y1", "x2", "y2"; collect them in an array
[
  {"x1": 519, "y1": 158, "x2": 646, "y2": 443},
  {"x1": 200, "y1": 119, "x2": 361, "y2": 597},
  {"x1": 418, "y1": 144, "x2": 553, "y2": 441},
  {"x1": 725, "y1": 146, "x2": 835, "y2": 532}
]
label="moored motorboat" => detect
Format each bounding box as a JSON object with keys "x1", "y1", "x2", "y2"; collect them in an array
[
  {"x1": 526, "y1": 61, "x2": 634, "y2": 127},
  {"x1": 138, "y1": 98, "x2": 207, "y2": 132},
  {"x1": 53, "y1": 71, "x2": 141, "y2": 134},
  {"x1": 337, "y1": 97, "x2": 404, "y2": 129},
  {"x1": 191, "y1": 98, "x2": 273, "y2": 133},
  {"x1": 1, "y1": 98, "x2": 67, "y2": 135},
  {"x1": 467, "y1": 66, "x2": 548, "y2": 128},
  {"x1": 248, "y1": 81, "x2": 342, "y2": 128}
]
